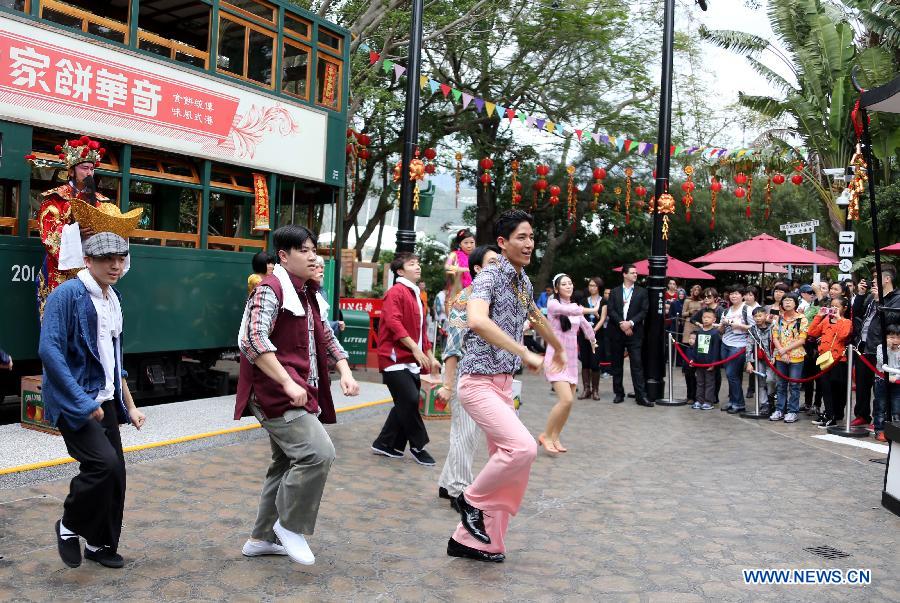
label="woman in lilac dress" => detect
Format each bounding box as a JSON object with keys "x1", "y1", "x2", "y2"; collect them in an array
[{"x1": 540, "y1": 273, "x2": 597, "y2": 454}]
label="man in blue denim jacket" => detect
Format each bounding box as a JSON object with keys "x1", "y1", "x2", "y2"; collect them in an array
[{"x1": 39, "y1": 232, "x2": 145, "y2": 570}]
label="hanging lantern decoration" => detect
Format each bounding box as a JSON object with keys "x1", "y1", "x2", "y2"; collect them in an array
[
  {"x1": 536, "y1": 164, "x2": 550, "y2": 202},
  {"x1": 847, "y1": 143, "x2": 866, "y2": 220},
  {"x1": 454, "y1": 152, "x2": 463, "y2": 207},
  {"x1": 613, "y1": 186, "x2": 622, "y2": 236},
  {"x1": 566, "y1": 165, "x2": 577, "y2": 227},
  {"x1": 734, "y1": 171, "x2": 748, "y2": 187},
  {"x1": 423, "y1": 147, "x2": 437, "y2": 175},
  {"x1": 393, "y1": 159, "x2": 402, "y2": 207},
  {"x1": 634, "y1": 183, "x2": 647, "y2": 212},
  {"x1": 657, "y1": 192, "x2": 676, "y2": 240},
  {"x1": 680, "y1": 165, "x2": 695, "y2": 222},
  {"x1": 745, "y1": 173, "x2": 754, "y2": 218},
  {"x1": 590, "y1": 166, "x2": 606, "y2": 211},
  {"x1": 734, "y1": 186, "x2": 746, "y2": 199},
  {"x1": 409, "y1": 149, "x2": 426, "y2": 212},
  {"x1": 772, "y1": 172, "x2": 785, "y2": 186},
  {"x1": 709, "y1": 177, "x2": 722, "y2": 230},
  {"x1": 549, "y1": 184, "x2": 561, "y2": 206},
  {"x1": 510, "y1": 160, "x2": 521, "y2": 206},
  {"x1": 346, "y1": 129, "x2": 358, "y2": 192},
  {"x1": 623, "y1": 167, "x2": 633, "y2": 225},
  {"x1": 791, "y1": 162, "x2": 804, "y2": 185},
  {"x1": 764, "y1": 169, "x2": 773, "y2": 220},
  {"x1": 479, "y1": 157, "x2": 493, "y2": 192}
]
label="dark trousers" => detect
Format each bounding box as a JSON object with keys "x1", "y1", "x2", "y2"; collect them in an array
[
  {"x1": 683, "y1": 367, "x2": 697, "y2": 401},
  {"x1": 578, "y1": 332, "x2": 604, "y2": 372},
  {"x1": 854, "y1": 352, "x2": 876, "y2": 421},
  {"x1": 608, "y1": 334, "x2": 647, "y2": 400},
  {"x1": 802, "y1": 343, "x2": 823, "y2": 408},
  {"x1": 823, "y1": 361, "x2": 849, "y2": 421},
  {"x1": 695, "y1": 367, "x2": 716, "y2": 405},
  {"x1": 56, "y1": 399, "x2": 126, "y2": 551},
  {"x1": 374, "y1": 369, "x2": 428, "y2": 451}
]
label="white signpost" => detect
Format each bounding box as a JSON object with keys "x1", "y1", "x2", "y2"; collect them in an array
[{"x1": 779, "y1": 220, "x2": 820, "y2": 280}]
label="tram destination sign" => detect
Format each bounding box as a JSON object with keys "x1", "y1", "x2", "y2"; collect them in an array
[
  {"x1": 780, "y1": 220, "x2": 819, "y2": 236},
  {"x1": 0, "y1": 16, "x2": 329, "y2": 182}
]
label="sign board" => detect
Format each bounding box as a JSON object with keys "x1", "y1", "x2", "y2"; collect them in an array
[
  {"x1": 780, "y1": 220, "x2": 819, "y2": 236},
  {"x1": 839, "y1": 259, "x2": 853, "y2": 272},
  {"x1": 839, "y1": 243, "x2": 854, "y2": 258},
  {"x1": 838, "y1": 231, "x2": 856, "y2": 243},
  {"x1": 838, "y1": 273, "x2": 853, "y2": 282},
  {"x1": 0, "y1": 17, "x2": 328, "y2": 181}
]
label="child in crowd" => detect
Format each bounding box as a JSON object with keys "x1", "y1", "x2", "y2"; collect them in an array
[
  {"x1": 745, "y1": 307, "x2": 775, "y2": 415},
  {"x1": 683, "y1": 332, "x2": 697, "y2": 405},
  {"x1": 692, "y1": 309, "x2": 721, "y2": 410},
  {"x1": 874, "y1": 324, "x2": 900, "y2": 442}
]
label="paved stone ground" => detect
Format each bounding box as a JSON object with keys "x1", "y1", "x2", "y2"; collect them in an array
[{"x1": 0, "y1": 370, "x2": 898, "y2": 602}]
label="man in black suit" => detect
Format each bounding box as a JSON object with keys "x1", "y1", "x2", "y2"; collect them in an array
[{"x1": 607, "y1": 264, "x2": 651, "y2": 406}]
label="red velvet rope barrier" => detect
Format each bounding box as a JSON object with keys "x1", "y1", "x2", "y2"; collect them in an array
[
  {"x1": 673, "y1": 342, "x2": 745, "y2": 368},
  {"x1": 855, "y1": 350, "x2": 886, "y2": 379},
  {"x1": 757, "y1": 350, "x2": 839, "y2": 383}
]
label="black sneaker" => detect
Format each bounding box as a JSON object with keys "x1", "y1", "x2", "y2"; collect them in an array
[
  {"x1": 84, "y1": 546, "x2": 124, "y2": 568},
  {"x1": 371, "y1": 443, "x2": 404, "y2": 458},
  {"x1": 55, "y1": 520, "x2": 81, "y2": 568},
  {"x1": 818, "y1": 419, "x2": 838, "y2": 429},
  {"x1": 410, "y1": 447, "x2": 436, "y2": 466}
]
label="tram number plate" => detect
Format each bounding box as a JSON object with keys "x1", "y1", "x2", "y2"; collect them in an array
[{"x1": 10, "y1": 264, "x2": 38, "y2": 283}]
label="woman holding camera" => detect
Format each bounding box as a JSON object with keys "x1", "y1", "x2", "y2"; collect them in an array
[{"x1": 807, "y1": 297, "x2": 853, "y2": 428}]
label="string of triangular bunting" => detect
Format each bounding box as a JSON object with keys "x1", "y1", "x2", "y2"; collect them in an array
[{"x1": 359, "y1": 44, "x2": 806, "y2": 161}]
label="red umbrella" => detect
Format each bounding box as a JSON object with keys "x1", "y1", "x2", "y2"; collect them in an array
[
  {"x1": 691, "y1": 233, "x2": 838, "y2": 265},
  {"x1": 700, "y1": 262, "x2": 788, "y2": 274},
  {"x1": 815, "y1": 246, "x2": 838, "y2": 262},
  {"x1": 613, "y1": 255, "x2": 715, "y2": 280},
  {"x1": 881, "y1": 242, "x2": 900, "y2": 255}
]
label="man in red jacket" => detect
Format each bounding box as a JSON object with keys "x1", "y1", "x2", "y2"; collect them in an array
[{"x1": 372, "y1": 252, "x2": 441, "y2": 466}]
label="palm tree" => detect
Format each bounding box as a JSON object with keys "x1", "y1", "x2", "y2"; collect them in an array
[{"x1": 700, "y1": 0, "x2": 895, "y2": 234}]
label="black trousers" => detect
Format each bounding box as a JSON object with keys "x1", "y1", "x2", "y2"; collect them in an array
[
  {"x1": 802, "y1": 342, "x2": 823, "y2": 408},
  {"x1": 578, "y1": 332, "x2": 604, "y2": 372},
  {"x1": 854, "y1": 352, "x2": 876, "y2": 421},
  {"x1": 608, "y1": 334, "x2": 647, "y2": 400},
  {"x1": 683, "y1": 367, "x2": 697, "y2": 401},
  {"x1": 823, "y1": 361, "x2": 850, "y2": 421},
  {"x1": 374, "y1": 369, "x2": 428, "y2": 451},
  {"x1": 56, "y1": 399, "x2": 126, "y2": 552}
]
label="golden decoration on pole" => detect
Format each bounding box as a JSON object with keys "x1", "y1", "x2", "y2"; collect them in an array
[
  {"x1": 454, "y1": 151, "x2": 463, "y2": 208},
  {"x1": 409, "y1": 149, "x2": 426, "y2": 213},
  {"x1": 566, "y1": 165, "x2": 577, "y2": 227},
  {"x1": 613, "y1": 186, "x2": 622, "y2": 237},
  {"x1": 657, "y1": 192, "x2": 676, "y2": 240},
  {"x1": 848, "y1": 143, "x2": 866, "y2": 221},
  {"x1": 624, "y1": 167, "x2": 633, "y2": 225}
]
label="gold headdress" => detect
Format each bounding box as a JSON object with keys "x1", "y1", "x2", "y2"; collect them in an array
[{"x1": 71, "y1": 200, "x2": 143, "y2": 239}]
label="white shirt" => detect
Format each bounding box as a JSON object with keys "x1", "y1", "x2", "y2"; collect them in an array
[
  {"x1": 78, "y1": 270, "x2": 122, "y2": 402},
  {"x1": 384, "y1": 276, "x2": 424, "y2": 374},
  {"x1": 622, "y1": 285, "x2": 635, "y2": 326},
  {"x1": 722, "y1": 303, "x2": 748, "y2": 348}
]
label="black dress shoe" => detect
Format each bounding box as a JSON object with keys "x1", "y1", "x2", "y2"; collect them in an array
[
  {"x1": 636, "y1": 398, "x2": 654, "y2": 407},
  {"x1": 455, "y1": 494, "x2": 490, "y2": 544},
  {"x1": 84, "y1": 546, "x2": 124, "y2": 568},
  {"x1": 55, "y1": 520, "x2": 81, "y2": 568},
  {"x1": 613, "y1": 396, "x2": 625, "y2": 404},
  {"x1": 447, "y1": 538, "x2": 504, "y2": 562}
]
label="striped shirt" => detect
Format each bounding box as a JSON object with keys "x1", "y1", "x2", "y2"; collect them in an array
[{"x1": 239, "y1": 284, "x2": 348, "y2": 389}]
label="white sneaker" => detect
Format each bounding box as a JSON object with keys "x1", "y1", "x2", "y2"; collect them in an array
[
  {"x1": 784, "y1": 412, "x2": 798, "y2": 423},
  {"x1": 769, "y1": 410, "x2": 784, "y2": 421},
  {"x1": 242, "y1": 539, "x2": 287, "y2": 557},
  {"x1": 272, "y1": 520, "x2": 315, "y2": 565}
]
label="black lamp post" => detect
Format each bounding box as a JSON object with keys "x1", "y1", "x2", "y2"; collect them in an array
[{"x1": 396, "y1": 0, "x2": 425, "y2": 253}]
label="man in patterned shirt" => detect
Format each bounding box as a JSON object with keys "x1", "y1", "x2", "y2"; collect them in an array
[
  {"x1": 436, "y1": 244, "x2": 500, "y2": 509},
  {"x1": 447, "y1": 210, "x2": 565, "y2": 563},
  {"x1": 235, "y1": 225, "x2": 359, "y2": 566}
]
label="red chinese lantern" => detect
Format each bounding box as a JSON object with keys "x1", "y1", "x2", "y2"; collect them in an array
[
  {"x1": 357, "y1": 133, "x2": 371, "y2": 147},
  {"x1": 734, "y1": 186, "x2": 747, "y2": 198},
  {"x1": 534, "y1": 179, "x2": 548, "y2": 191},
  {"x1": 791, "y1": 173, "x2": 803, "y2": 185},
  {"x1": 681, "y1": 181, "x2": 695, "y2": 193},
  {"x1": 710, "y1": 179, "x2": 723, "y2": 193},
  {"x1": 592, "y1": 183, "x2": 604, "y2": 195},
  {"x1": 772, "y1": 173, "x2": 785, "y2": 185},
  {"x1": 513, "y1": 193, "x2": 522, "y2": 204},
  {"x1": 357, "y1": 148, "x2": 370, "y2": 160},
  {"x1": 424, "y1": 163, "x2": 435, "y2": 174},
  {"x1": 592, "y1": 167, "x2": 607, "y2": 181},
  {"x1": 480, "y1": 157, "x2": 494, "y2": 171},
  {"x1": 480, "y1": 172, "x2": 492, "y2": 186},
  {"x1": 535, "y1": 164, "x2": 549, "y2": 200},
  {"x1": 514, "y1": 181, "x2": 523, "y2": 192},
  {"x1": 345, "y1": 143, "x2": 355, "y2": 156},
  {"x1": 480, "y1": 157, "x2": 493, "y2": 192},
  {"x1": 536, "y1": 164, "x2": 550, "y2": 177},
  {"x1": 734, "y1": 172, "x2": 748, "y2": 186},
  {"x1": 549, "y1": 185, "x2": 561, "y2": 206},
  {"x1": 423, "y1": 148, "x2": 436, "y2": 161},
  {"x1": 634, "y1": 184, "x2": 647, "y2": 197}
]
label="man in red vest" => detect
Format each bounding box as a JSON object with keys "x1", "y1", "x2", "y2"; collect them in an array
[
  {"x1": 371, "y1": 252, "x2": 441, "y2": 466},
  {"x1": 235, "y1": 225, "x2": 359, "y2": 566}
]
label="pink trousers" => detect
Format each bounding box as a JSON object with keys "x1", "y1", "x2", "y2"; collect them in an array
[{"x1": 451, "y1": 374, "x2": 537, "y2": 553}]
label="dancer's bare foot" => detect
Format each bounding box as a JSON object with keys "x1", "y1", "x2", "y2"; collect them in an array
[{"x1": 538, "y1": 433, "x2": 559, "y2": 454}]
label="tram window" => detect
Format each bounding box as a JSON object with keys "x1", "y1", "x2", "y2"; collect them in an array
[
  {"x1": 129, "y1": 180, "x2": 200, "y2": 247},
  {"x1": 247, "y1": 30, "x2": 274, "y2": 86},
  {"x1": 315, "y1": 55, "x2": 341, "y2": 111},
  {"x1": 217, "y1": 15, "x2": 246, "y2": 76},
  {"x1": 0, "y1": 1, "x2": 27, "y2": 13},
  {"x1": 210, "y1": 163, "x2": 254, "y2": 192},
  {"x1": 40, "y1": 0, "x2": 130, "y2": 44},
  {"x1": 137, "y1": 1, "x2": 210, "y2": 68},
  {"x1": 221, "y1": 0, "x2": 275, "y2": 25},
  {"x1": 318, "y1": 27, "x2": 342, "y2": 53},
  {"x1": 282, "y1": 39, "x2": 310, "y2": 100},
  {"x1": 284, "y1": 12, "x2": 310, "y2": 40},
  {"x1": 208, "y1": 191, "x2": 265, "y2": 250},
  {"x1": 0, "y1": 180, "x2": 19, "y2": 236}
]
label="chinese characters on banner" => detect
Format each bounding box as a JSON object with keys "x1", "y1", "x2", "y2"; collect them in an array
[
  {"x1": 1, "y1": 35, "x2": 238, "y2": 139},
  {"x1": 321, "y1": 62, "x2": 338, "y2": 109},
  {"x1": 252, "y1": 173, "x2": 271, "y2": 232}
]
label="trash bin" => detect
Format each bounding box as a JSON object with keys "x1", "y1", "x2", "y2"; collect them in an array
[
  {"x1": 415, "y1": 181, "x2": 435, "y2": 217},
  {"x1": 339, "y1": 309, "x2": 370, "y2": 365}
]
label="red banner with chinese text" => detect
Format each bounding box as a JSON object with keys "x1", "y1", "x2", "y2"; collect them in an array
[
  {"x1": 252, "y1": 173, "x2": 270, "y2": 232},
  {"x1": 321, "y1": 62, "x2": 338, "y2": 108}
]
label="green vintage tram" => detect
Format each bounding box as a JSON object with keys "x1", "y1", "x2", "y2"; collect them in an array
[{"x1": 0, "y1": 0, "x2": 349, "y2": 399}]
